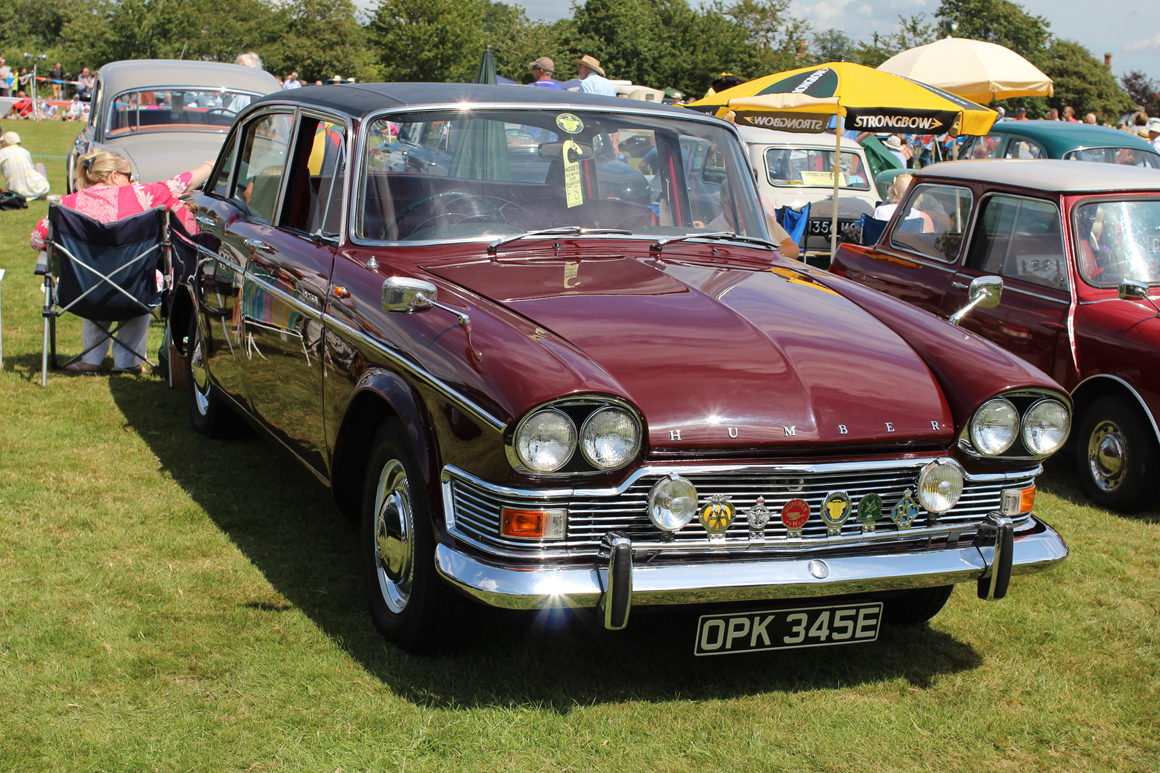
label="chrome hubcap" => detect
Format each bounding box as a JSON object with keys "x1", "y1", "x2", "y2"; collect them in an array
[
  {"x1": 374, "y1": 459, "x2": 414, "y2": 614},
  {"x1": 190, "y1": 329, "x2": 210, "y2": 416},
  {"x1": 1088, "y1": 420, "x2": 1126, "y2": 492}
]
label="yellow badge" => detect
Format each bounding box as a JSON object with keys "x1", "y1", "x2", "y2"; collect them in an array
[
  {"x1": 699, "y1": 495, "x2": 736, "y2": 536},
  {"x1": 563, "y1": 139, "x2": 583, "y2": 208},
  {"x1": 556, "y1": 113, "x2": 584, "y2": 134}
]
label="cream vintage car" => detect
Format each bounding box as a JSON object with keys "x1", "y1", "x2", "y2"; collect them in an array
[{"x1": 738, "y1": 126, "x2": 880, "y2": 261}]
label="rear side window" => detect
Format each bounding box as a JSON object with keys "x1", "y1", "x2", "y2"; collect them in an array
[
  {"x1": 888, "y1": 184, "x2": 973, "y2": 262},
  {"x1": 1065, "y1": 147, "x2": 1160, "y2": 168},
  {"x1": 1005, "y1": 139, "x2": 1044, "y2": 159},
  {"x1": 966, "y1": 195, "x2": 1068, "y2": 290}
]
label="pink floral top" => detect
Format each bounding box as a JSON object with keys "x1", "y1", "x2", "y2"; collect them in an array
[{"x1": 31, "y1": 171, "x2": 196, "y2": 251}]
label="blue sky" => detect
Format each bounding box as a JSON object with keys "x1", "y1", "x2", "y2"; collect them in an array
[{"x1": 495, "y1": 0, "x2": 1160, "y2": 81}]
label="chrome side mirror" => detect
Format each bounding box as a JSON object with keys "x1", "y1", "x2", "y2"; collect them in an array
[
  {"x1": 1118, "y1": 279, "x2": 1148, "y2": 300},
  {"x1": 949, "y1": 275, "x2": 1003, "y2": 327},
  {"x1": 381, "y1": 276, "x2": 470, "y2": 327},
  {"x1": 381, "y1": 276, "x2": 436, "y2": 314}
]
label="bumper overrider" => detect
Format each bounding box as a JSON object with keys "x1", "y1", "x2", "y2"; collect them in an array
[{"x1": 434, "y1": 463, "x2": 1069, "y2": 630}]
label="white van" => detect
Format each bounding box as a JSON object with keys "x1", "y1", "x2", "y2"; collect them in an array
[{"x1": 738, "y1": 126, "x2": 880, "y2": 262}]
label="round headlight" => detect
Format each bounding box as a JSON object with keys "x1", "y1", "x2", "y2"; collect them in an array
[
  {"x1": 648, "y1": 475, "x2": 698, "y2": 532},
  {"x1": 580, "y1": 407, "x2": 640, "y2": 469},
  {"x1": 1022, "y1": 399, "x2": 1070, "y2": 456},
  {"x1": 515, "y1": 409, "x2": 576, "y2": 473},
  {"x1": 971, "y1": 398, "x2": 1019, "y2": 455},
  {"x1": 916, "y1": 459, "x2": 964, "y2": 514}
]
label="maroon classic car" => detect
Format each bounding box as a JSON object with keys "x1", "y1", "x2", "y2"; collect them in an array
[
  {"x1": 169, "y1": 84, "x2": 1070, "y2": 654},
  {"x1": 832, "y1": 160, "x2": 1160, "y2": 513}
]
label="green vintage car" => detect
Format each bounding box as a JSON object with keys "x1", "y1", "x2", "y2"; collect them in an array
[{"x1": 959, "y1": 120, "x2": 1160, "y2": 165}]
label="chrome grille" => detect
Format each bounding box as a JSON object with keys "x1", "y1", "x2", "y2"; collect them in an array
[{"x1": 444, "y1": 462, "x2": 1037, "y2": 560}]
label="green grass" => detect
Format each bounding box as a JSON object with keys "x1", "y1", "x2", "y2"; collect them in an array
[{"x1": 2, "y1": 121, "x2": 1159, "y2": 772}]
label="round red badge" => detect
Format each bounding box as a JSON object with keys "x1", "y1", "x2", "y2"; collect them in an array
[{"x1": 781, "y1": 498, "x2": 810, "y2": 529}]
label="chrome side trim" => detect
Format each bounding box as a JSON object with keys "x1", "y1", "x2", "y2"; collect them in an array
[
  {"x1": 1073, "y1": 373, "x2": 1160, "y2": 446},
  {"x1": 323, "y1": 313, "x2": 507, "y2": 433},
  {"x1": 433, "y1": 516, "x2": 1068, "y2": 610}
]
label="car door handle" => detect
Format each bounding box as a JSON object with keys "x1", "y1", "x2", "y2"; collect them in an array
[
  {"x1": 196, "y1": 215, "x2": 217, "y2": 227},
  {"x1": 244, "y1": 239, "x2": 273, "y2": 253},
  {"x1": 1040, "y1": 322, "x2": 1067, "y2": 331},
  {"x1": 952, "y1": 281, "x2": 968, "y2": 290}
]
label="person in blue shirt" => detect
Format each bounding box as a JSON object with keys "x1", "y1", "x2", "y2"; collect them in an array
[
  {"x1": 575, "y1": 55, "x2": 617, "y2": 97},
  {"x1": 528, "y1": 57, "x2": 562, "y2": 90}
]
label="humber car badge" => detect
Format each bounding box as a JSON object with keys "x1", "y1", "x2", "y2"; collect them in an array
[
  {"x1": 746, "y1": 496, "x2": 771, "y2": 541},
  {"x1": 857, "y1": 493, "x2": 884, "y2": 533},
  {"x1": 699, "y1": 495, "x2": 735, "y2": 541},
  {"x1": 821, "y1": 491, "x2": 852, "y2": 536},
  {"x1": 890, "y1": 489, "x2": 921, "y2": 530},
  {"x1": 780, "y1": 498, "x2": 810, "y2": 538}
]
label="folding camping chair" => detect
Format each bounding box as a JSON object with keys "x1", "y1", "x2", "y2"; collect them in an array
[
  {"x1": 776, "y1": 203, "x2": 811, "y2": 257},
  {"x1": 38, "y1": 203, "x2": 170, "y2": 386}
]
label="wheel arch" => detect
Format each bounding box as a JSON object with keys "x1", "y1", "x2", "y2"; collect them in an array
[
  {"x1": 330, "y1": 369, "x2": 439, "y2": 524},
  {"x1": 1071, "y1": 374, "x2": 1160, "y2": 447}
]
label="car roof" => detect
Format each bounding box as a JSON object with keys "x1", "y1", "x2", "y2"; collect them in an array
[
  {"x1": 97, "y1": 60, "x2": 281, "y2": 95},
  {"x1": 249, "y1": 82, "x2": 711, "y2": 120},
  {"x1": 991, "y1": 119, "x2": 1155, "y2": 153},
  {"x1": 915, "y1": 159, "x2": 1160, "y2": 193},
  {"x1": 736, "y1": 125, "x2": 862, "y2": 150}
]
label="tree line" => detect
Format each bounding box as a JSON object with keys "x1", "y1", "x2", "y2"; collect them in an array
[{"x1": 0, "y1": 0, "x2": 1142, "y2": 121}]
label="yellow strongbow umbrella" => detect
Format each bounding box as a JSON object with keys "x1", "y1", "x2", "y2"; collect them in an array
[
  {"x1": 689, "y1": 62, "x2": 998, "y2": 256},
  {"x1": 878, "y1": 37, "x2": 1053, "y2": 104}
]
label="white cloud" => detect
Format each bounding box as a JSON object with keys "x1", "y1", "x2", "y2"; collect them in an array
[{"x1": 1125, "y1": 35, "x2": 1160, "y2": 54}]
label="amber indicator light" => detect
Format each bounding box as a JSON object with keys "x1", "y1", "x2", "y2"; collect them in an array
[
  {"x1": 1020, "y1": 485, "x2": 1036, "y2": 514},
  {"x1": 502, "y1": 508, "x2": 548, "y2": 538}
]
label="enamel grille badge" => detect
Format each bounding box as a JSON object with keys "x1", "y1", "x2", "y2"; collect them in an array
[
  {"x1": 746, "y1": 497, "x2": 771, "y2": 541},
  {"x1": 821, "y1": 491, "x2": 852, "y2": 535},
  {"x1": 890, "y1": 489, "x2": 921, "y2": 530},
  {"x1": 857, "y1": 493, "x2": 883, "y2": 533},
  {"x1": 699, "y1": 495, "x2": 735, "y2": 541},
  {"x1": 781, "y1": 499, "x2": 810, "y2": 537}
]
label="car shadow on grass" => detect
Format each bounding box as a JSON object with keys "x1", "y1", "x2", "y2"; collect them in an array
[
  {"x1": 110, "y1": 376, "x2": 983, "y2": 711},
  {"x1": 1036, "y1": 454, "x2": 1160, "y2": 524}
]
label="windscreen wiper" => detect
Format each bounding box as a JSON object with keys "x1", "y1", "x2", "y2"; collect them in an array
[
  {"x1": 650, "y1": 232, "x2": 776, "y2": 252},
  {"x1": 488, "y1": 226, "x2": 632, "y2": 254}
]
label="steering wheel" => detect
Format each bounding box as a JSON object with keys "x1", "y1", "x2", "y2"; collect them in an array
[
  {"x1": 205, "y1": 107, "x2": 235, "y2": 116},
  {"x1": 389, "y1": 192, "x2": 523, "y2": 238}
]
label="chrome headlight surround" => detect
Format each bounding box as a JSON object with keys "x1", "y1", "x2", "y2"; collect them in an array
[
  {"x1": 959, "y1": 389, "x2": 1072, "y2": 460},
  {"x1": 1022, "y1": 398, "x2": 1071, "y2": 457},
  {"x1": 506, "y1": 396, "x2": 644, "y2": 475},
  {"x1": 915, "y1": 459, "x2": 964, "y2": 514}
]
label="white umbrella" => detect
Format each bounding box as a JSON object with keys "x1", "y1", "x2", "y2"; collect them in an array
[{"x1": 878, "y1": 37, "x2": 1053, "y2": 104}]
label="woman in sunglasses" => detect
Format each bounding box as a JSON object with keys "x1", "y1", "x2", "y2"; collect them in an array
[{"x1": 30, "y1": 150, "x2": 213, "y2": 373}]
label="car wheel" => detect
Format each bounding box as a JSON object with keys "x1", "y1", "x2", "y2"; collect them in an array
[
  {"x1": 186, "y1": 314, "x2": 238, "y2": 438},
  {"x1": 362, "y1": 421, "x2": 446, "y2": 653},
  {"x1": 1076, "y1": 395, "x2": 1158, "y2": 513},
  {"x1": 882, "y1": 585, "x2": 953, "y2": 626}
]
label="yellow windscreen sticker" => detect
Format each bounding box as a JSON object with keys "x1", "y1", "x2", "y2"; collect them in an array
[{"x1": 563, "y1": 139, "x2": 583, "y2": 208}]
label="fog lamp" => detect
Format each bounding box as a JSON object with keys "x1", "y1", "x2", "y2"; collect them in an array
[
  {"x1": 648, "y1": 475, "x2": 698, "y2": 532},
  {"x1": 916, "y1": 459, "x2": 964, "y2": 514}
]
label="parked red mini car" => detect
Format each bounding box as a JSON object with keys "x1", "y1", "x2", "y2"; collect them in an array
[{"x1": 833, "y1": 159, "x2": 1160, "y2": 513}]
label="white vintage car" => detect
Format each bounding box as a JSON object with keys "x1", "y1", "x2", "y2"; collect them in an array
[{"x1": 738, "y1": 126, "x2": 880, "y2": 262}]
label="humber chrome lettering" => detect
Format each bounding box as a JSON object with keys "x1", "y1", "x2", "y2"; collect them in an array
[
  {"x1": 838, "y1": 424, "x2": 848, "y2": 435},
  {"x1": 885, "y1": 422, "x2": 895, "y2": 432},
  {"x1": 728, "y1": 427, "x2": 739, "y2": 438},
  {"x1": 931, "y1": 420, "x2": 940, "y2": 431},
  {"x1": 784, "y1": 426, "x2": 796, "y2": 436},
  {"x1": 669, "y1": 430, "x2": 681, "y2": 441}
]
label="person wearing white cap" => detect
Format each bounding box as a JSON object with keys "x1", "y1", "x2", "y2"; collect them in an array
[
  {"x1": 0, "y1": 131, "x2": 50, "y2": 199},
  {"x1": 1147, "y1": 118, "x2": 1160, "y2": 154},
  {"x1": 884, "y1": 134, "x2": 909, "y2": 166},
  {"x1": 574, "y1": 55, "x2": 616, "y2": 97}
]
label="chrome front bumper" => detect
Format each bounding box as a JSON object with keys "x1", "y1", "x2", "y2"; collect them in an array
[{"x1": 434, "y1": 514, "x2": 1068, "y2": 628}]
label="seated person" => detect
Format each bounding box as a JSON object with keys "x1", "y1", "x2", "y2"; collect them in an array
[
  {"x1": 692, "y1": 181, "x2": 800, "y2": 259},
  {"x1": 0, "y1": 131, "x2": 50, "y2": 199},
  {"x1": 1076, "y1": 205, "x2": 1111, "y2": 281},
  {"x1": 29, "y1": 149, "x2": 213, "y2": 373},
  {"x1": 873, "y1": 174, "x2": 925, "y2": 228}
]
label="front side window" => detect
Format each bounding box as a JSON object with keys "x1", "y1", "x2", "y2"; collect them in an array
[
  {"x1": 359, "y1": 108, "x2": 764, "y2": 242},
  {"x1": 966, "y1": 195, "x2": 1068, "y2": 290},
  {"x1": 888, "y1": 184, "x2": 973, "y2": 262},
  {"x1": 105, "y1": 88, "x2": 266, "y2": 137},
  {"x1": 1073, "y1": 198, "x2": 1160, "y2": 287},
  {"x1": 1005, "y1": 139, "x2": 1044, "y2": 159},
  {"x1": 233, "y1": 112, "x2": 293, "y2": 222},
  {"x1": 280, "y1": 116, "x2": 347, "y2": 237},
  {"x1": 763, "y1": 147, "x2": 870, "y2": 190}
]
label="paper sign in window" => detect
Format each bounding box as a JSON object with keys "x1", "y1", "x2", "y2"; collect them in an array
[
  {"x1": 563, "y1": 139, "x2": 583, "y2": 208},
  {"x1": 799, "y1": 170, "x2": 846, "y2": 186}
]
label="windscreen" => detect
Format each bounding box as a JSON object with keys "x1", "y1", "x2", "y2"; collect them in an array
[
  {"x1": 359, "y1": 108, "x2": 766, "y2": 242},
  {"x1": 763, "y1": 147, "x2": 871, "y2": 190},
  {"x1": 1064, "y1": 147, "x2": 1160, "y2": 168},
  {"x1": 1073, "y1": 198, "x2": 1160, "y2": 287},
  {"x1": 106, "y1": 88, "x2": 265, "y2": 136}
]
